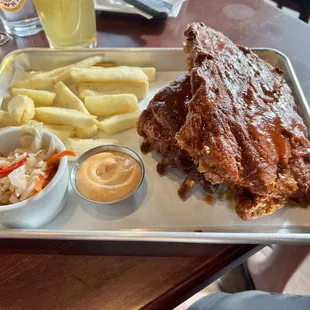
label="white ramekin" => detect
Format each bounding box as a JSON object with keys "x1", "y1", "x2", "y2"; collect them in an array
[{"x1": 0, "y1": 127, "x2": 68, "y2": 228}]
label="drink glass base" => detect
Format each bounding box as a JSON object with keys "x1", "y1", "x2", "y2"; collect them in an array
[
  {"x1": 49, "y1": 40, "x2": 97, "y2": 49},
  {"x1": 3, "y1": 17, "x2": 43, "y2": 37},
  {"x1": 87, "y1": 41, "x2": 97, "y2": 48},
  {"x1": 0, "y1": 32, "x2": 9, "y2": 46}
]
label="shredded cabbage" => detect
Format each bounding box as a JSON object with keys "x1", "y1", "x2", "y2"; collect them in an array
[{"x1": 0, "y1": 124, "x2": 57, "y2": 205}]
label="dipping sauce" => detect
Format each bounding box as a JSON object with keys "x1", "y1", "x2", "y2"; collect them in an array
[{"x1": 76, "y1": 151, "x2": 142, "y2": 202}]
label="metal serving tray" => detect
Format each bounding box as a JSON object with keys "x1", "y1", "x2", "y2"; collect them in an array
[{"x1": 0, "y1": 48, "x2": 310, "y2": 244}]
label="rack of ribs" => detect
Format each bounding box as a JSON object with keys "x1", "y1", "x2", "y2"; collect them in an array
[
  {"x1": 137, "y1": 74, "x2": 218, "y2": 199},
  {"x1": 137, "y1": 22, "x2": 310, "y2": 221}
]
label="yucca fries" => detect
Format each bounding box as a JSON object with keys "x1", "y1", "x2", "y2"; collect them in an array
[
  {"x1": 30, "y1": 120, "x2": 74, "y2": 141},
  {"x1": 8, "y1": 95, "x2": 35, "y2": 123},
  {"x1": 11, "y1": 77, "x2": 54, "y2": 90},
  {"x1": 51, "y1": 55, "x2": 105, "y2": 84},
  {"x1": 71, "y1": 66, "x2": 148, "y2": 84},
  {"x1": 3, "y1": 56, "x2": 154, "y2": 144},
  {"x1": 0, "y1": 111, "x2": 20, "y2": 127},
  {"x1": 35, "y1": 107, "x2": 97, "y2": 128},
  {"x1": 85, "y1": 94, "x2": 139, "y2": 117},
  {"x1": 79, "y1": 81, "x2": 148, "y2": 100},
  {"x1": 42, "y1": 124, "x2": 74, "y2": 141},
  {"x1": 74, "y1": 125, "x2": 98, "y2": 138},
  {"x1": 141, "y1": 67, "x2": 156, "y2": 82},
  {"x1": 52, "y1": 70, "x2": 72, "y2": 85},
  {"x1": 67, "y1": 84, "x2": 80, "y2": 97},
  {"x1": 54, "y1": 82, "x2": 89, "y2": 114},
  {"x1": 94, "y1": 62, "x2": 116, "y2": 68},
  {"x1": 32, "y1": 55, "x2": 105, "y2": 79},
  {"x1": 1, "y1": 96, "x2": 11, "y2": 111},
  {"x1": 98, "y1": 111, "x2": 140, "y2": 134},
  {"x1": 10, "y1": 88, "x2": 55, "y2": 106},
  {"x1": 11, "y1": 56, "x2": 105, "y2": 90}
]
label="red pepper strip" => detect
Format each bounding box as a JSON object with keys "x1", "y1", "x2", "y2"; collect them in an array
[{"x1": 0, "y1": 157, "x2": 27, "y2": 177}]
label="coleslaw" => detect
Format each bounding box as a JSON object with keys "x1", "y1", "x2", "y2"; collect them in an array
[{"x1": 0, "y1": 124, "x2": 75, "y2": 205}]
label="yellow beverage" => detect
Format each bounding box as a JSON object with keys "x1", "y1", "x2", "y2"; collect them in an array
[{"x1": 33, "y1": 0, "x2": 96, "y2": 48}]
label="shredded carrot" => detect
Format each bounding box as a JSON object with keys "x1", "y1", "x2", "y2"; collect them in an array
[
  {"x1": 35, "y1": 175, "x2": 46, "y2": 192},
  {"x1": 44, "y1": 165, "x2": 56, "y2": 173},
  {"x1": 47, "y1": 150, "x2": 76, "y2": 166},
  {"x1": 43, "y1": 165, "x2": 57, "y2": 181},
  {"x1": 44, "y1": 179, "x2": 51, "y2": 187}
]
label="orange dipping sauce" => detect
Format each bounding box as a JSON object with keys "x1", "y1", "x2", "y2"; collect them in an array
[{"x1": 76, "y1": 151, "x2": 142, "y2": 202}]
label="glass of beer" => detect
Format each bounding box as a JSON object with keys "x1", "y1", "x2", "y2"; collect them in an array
[{"x1": 33, "y1": 0, "x2": 97, "y2": 48}]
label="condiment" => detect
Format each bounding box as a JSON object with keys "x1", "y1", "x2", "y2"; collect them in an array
[
  {"x1": 204, "y1": 195, "x2": 215, "y2": 205},
  {"x1": 76, "y1": 151, "x2": 142, "y2": 202}
]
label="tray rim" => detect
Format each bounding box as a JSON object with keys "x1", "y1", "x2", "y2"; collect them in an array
[
  {"x1": 0, "y1": 46, "x2": 301, "y2": 67},
  {"x1": 0, "y1": 47, "x2": 186, "y2": 64},
  {"x1": 1, "y1": 47, "x2": 310, "y2": 244},
  {"x1": 1, "y1": 229, "x2": 310, "y2": 244}
]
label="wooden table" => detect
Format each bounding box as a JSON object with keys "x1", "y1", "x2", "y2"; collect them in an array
[{"x1": 1, "y1": 0, "x2": 310, "y2": 309}]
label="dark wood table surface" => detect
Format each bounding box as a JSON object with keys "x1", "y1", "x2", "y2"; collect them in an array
[{"x1": 1, "y1": 0, "x2": 310, "y2": 309}]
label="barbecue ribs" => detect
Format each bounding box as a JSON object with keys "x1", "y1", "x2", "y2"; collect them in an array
[
  {"x1": 137, "y1": 74, "x2": 218, "y2": 198},
  {"x1": 138, "y1": 22, "x2": 310, "y2": 220}
]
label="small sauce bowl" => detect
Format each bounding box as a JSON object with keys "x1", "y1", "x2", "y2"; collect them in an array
[{"x1": 70, "y1": 145, "x2": 145, "y2": 204}]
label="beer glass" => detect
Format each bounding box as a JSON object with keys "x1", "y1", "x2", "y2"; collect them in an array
[{"x1": 33, "y1": 0, "x2": 97, "y2": 48}]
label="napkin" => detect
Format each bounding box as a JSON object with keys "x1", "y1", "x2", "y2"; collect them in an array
[{"x1": 96, "y1": 0, "x2": 185, "y2": 19}]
